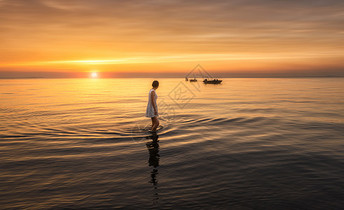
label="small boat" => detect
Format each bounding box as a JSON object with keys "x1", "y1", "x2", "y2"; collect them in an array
[
  {"x1": 203, "y1": 78, "x2": 222, "y2": 84},
  {"x1": 190, "y1": 78, "x2": 197, "y2": 82}
]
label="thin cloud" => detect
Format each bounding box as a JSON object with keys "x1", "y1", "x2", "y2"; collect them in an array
[{"x1": 3, "y1": 52, "x2": 343, "y2": 67}]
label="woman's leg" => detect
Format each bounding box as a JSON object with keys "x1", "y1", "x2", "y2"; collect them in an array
[
  {"x1": 151, "y1": 117, "x2": 159, "y2": 131},
  {"x1": 151, "y1": 117, "x2": 155, "y2": 130}
]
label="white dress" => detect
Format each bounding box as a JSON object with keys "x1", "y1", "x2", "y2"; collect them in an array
[{"x1": 146, "y1": 89, "x2": 158, "y2": 118}]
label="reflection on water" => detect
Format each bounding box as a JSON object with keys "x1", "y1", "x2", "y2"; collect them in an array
[
  {"x1": 0, "y1": 78, "x2": 344, "y2": 209},
  {"x1": 146, "y1": 134, "x2": 160, "y2": 206}
]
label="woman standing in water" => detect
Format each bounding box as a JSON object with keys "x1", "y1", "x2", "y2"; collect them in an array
[{"x1": 146, "y1": 80, "x2": 159, "y2": 132}]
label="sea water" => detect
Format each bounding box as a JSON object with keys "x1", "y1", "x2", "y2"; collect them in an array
[{"x1": 1, "y1": 78, "x2": 344, "y2": 209}]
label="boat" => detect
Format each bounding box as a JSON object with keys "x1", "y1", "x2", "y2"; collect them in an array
[
  {"x1": 203, "y1": 78, "x2": 222, "y2": 84},
  {"x1": 190, "y1": 78, "x2": 197, "y2": 82},
  {"x1": 185, "y1": 77, "x2": 188, "y2": 81}
]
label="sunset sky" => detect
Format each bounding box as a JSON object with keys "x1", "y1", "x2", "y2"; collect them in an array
[{"x1": 0, "y1": 0, "x2": 343, "y2": 78}]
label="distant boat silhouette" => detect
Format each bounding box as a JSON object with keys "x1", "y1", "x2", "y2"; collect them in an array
[
  {"x1": 190, "y1": 78, "x2": 197, "y2": 82},
  {"x1": 203, "y1": 78, "x2": 222, "y2": 84}
]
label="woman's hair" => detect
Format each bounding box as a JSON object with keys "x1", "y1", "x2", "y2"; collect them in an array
[{"x1": 152, "y1": 80, "x2": 159, "y2": 88}]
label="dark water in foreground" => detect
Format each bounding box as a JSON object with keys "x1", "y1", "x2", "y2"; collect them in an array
[{"x1": 1, "y1": 78, "x2": 344, "y2": 209}]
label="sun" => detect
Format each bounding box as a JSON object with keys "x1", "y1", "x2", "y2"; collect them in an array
[{"x1": 90, "y1": 72, "x2": 98, "y2": 78}]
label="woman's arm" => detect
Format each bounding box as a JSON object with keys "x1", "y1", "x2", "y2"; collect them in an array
[{"x1": 151, "y1": 91, "x2": 158, "y2": 115}]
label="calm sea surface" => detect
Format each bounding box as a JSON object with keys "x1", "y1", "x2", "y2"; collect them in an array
[{"x1": 1, "y1": 78, "x2": 344, "y2": 209}]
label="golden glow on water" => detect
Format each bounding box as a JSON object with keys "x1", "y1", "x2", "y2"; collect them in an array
[{"x1": 1, "y1": 78, "x2": 344, "y2": 209}]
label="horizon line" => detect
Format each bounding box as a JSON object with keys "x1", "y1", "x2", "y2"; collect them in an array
[{"x1": 1, "y1": 75, "x2": 343, "y2": 79}]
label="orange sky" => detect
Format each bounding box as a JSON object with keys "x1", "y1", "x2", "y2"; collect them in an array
[{"x1": 0, "y1": 0, "x2": 343, "y2": 77}]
